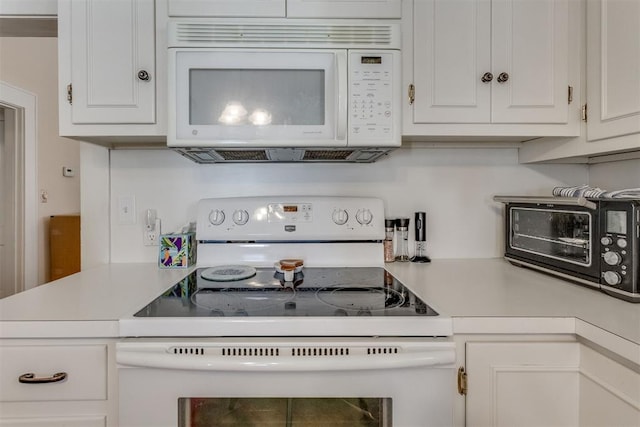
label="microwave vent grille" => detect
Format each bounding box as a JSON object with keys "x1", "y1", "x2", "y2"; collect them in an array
[
  {"x1": 216, "y1": 150, "x2": 269, "y2": 161},
  {"x1": 172, "y1": 147, "x2": 394, "y2": 163},
  {"x1": 303, "y1": 150, "x2": 354, "y2": 161},
  {"x1": 170, "y1": 21, "x2": 400, "y2": 48}
]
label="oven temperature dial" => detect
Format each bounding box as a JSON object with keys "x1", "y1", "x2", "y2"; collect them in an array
[
  {"x1": 356, "y1": 208, "x2": 373, "y2": 225},
  {"x1": 232, "y1": 209, "x2": 249, "y2": 225},
  {"x1": 603, "y1": 271, "x2": 622, "y2": 286},
  {"x1": 332, "y1": 209, "x2": 349, "y2": 225},
  {"x1": 208, "y1": 209, "x2": 225, "y2": 226},
  {"x1": 603, "y1": 251, "x2": 622, "y2": 266}
]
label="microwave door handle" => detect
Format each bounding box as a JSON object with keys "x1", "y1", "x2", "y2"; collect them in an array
[
  {"x1": 336, "y1": 51, "x2": 348, "y2": 141},
  {"x1": 493, "y1": 196, "x2": 597, "y2": 210}
]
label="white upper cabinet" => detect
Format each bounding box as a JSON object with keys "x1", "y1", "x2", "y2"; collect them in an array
[
  {"x1": 586, "y1": 0, "x2": 640, "y2": 142},
  {"x1": 167, "y1": 0, "x2": 399, "y2": 18},
  {"x1": 405, "y1": 0, "x2": 579, "y2": 138},
  {"x1": 167, "y1": 0, "x2": 285, "y2": 17},
  {"x1": 287, "y1": 0, "x2": 401, "y2": 18},
  {"x1": 58, "y1": 0, "x2": 165, "y2": 138}
]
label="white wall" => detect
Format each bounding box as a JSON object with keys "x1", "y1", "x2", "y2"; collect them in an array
[
  {"x1": 0, "y1": 37, "x2": 81, "y2": 284},
  {"x1": 108, "y1": 146, "x2": 588, "y2": 263},
  {"x1": 588, "y1": 158, "x2": 640, "y2": 190}
]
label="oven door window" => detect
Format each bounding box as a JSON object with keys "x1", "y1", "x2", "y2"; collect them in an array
[
  {"x1": 509, "y1": 207, "x2": 592, "y2": 266},
  {"x1": 178, "y1": 397, "x2": 391, "y2": 426}
]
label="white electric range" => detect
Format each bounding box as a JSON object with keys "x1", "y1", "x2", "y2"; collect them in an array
[{"x1": 117, "y1": 196, "x2": 455, "y2": 427}]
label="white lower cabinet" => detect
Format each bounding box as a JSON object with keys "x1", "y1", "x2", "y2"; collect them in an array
[
  {"x1": 579, "y1": 344, "x2": 640, "y2": 427},
  {"x1": 0, "y1": 340, "x2": 117, "y2": 427},
  {"x1": 465, "y1": 341, "x2": 580, "y2": 426},
  {"x1": 462, "y1": 338, "x2": 640, "y2": 427}
]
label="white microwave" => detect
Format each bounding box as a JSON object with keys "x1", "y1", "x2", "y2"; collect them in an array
[{"x1": 167, "y1": 19, "x2": 402, "y2": 163}]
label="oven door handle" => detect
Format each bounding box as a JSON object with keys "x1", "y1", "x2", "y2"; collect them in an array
[
  {"x1": 493, "y1": 195, "x2": 597, "y2": 210},
  {"x1": 116, "y1": 349, "x2": 456, "y2": 372}
]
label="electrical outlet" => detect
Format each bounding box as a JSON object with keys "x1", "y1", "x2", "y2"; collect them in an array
[{"x1": 143, "y1": 218, "x2": 161, "y2": 246}]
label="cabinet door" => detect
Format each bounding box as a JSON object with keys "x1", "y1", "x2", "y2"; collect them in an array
[
  {"x1": 0, "y1": 417, "x2": 105, "y2": 427},
  {"x1": 167, "y1": 0, "x2": 285, "y2": 17},
  {"x1": 287, "y1": 0, "x2": 401, "y2": 18},
  {"x1": 587, "y1": 0, "x2": 640, "y2": 141},
  {"x1": 466, "y1": 342, "x2": 579, "y2": 427},
  {"x1": 491, "y1": 0, "x2": 570, "y2": 124},
  {"x1": 412, "y1": 0, "x2": 491, "y2": 124},
  {"x1": 69, "y1": 0, "x2": 155, "y2": 124}
]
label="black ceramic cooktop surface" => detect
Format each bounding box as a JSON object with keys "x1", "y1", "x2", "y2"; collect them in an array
[{"x1": 134, "y1": 267, "x2": 439, "y2": 318}]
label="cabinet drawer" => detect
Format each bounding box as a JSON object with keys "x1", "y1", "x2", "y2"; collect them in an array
[{"x1": 0, "y1": 345, "x2": 107, "y2": 402}]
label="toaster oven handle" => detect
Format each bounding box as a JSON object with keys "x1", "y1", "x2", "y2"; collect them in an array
[{"x1": 493, "y1": 195, "x2": 597, "y2": 210}]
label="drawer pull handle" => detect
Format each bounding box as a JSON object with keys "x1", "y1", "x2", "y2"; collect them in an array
[{"x1": 18, "y1": 372, "x2": 67, "y2": 384}]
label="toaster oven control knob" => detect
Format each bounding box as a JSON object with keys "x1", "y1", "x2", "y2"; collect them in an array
[
  {"x1": 356, "y1": 208, "x2": 373, "y2": 225},
  {"x1": 232, "y1": 209, "x2": 249, "y2": 225},
  {"x1": 208, "y1": 209, "x2": 225, "y2": 226},
  {"x1": 332, "y1": 209, "x2": 349, "y2": 225},
  {"x1": 603, "y1": 251, "x2": 622, "y2": 266},
  {"x1": 603, "y1": 271, "x2": 622, "y2": 286},
  {"x1": 600, "y1": 236, "x2": 613, "y2": 246},
  {"x1": 617, "y1": 238, "x2": 627, "y2": 249}
]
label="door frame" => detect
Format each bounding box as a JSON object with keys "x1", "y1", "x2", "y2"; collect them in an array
[{"x1": 0, "y1": 81, "x2": 38, "y2": 292}]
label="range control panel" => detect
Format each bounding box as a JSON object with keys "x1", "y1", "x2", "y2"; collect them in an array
[{"x1": 196, "y1": 196, "x2": 385, "y2": 242}]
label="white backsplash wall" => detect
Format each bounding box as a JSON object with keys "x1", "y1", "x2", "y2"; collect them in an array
[
  {"x1": 109, "y1": 147, "x2": 588, "y2": 263},
  {"x1": 588, "y1": 158, "x2": 640, "y2": 190}
]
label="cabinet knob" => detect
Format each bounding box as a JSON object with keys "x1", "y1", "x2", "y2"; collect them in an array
[
  {"x1": 19, "y1": 372, "x2": 67, "y2": 384},
  {"x1": 497, "y1": 72, "x2": 510, "y2": 83},
  {"x1": 481, "y1": 72, "x2": 493, "y2": 83},
  {"x1": 137, "y1": 70, "x2": 151, "y2": 81}
]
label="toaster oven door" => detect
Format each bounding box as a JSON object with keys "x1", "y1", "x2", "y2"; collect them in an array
[{"x1": 506, "y1": 206, "x2": 600, "y2": 280}]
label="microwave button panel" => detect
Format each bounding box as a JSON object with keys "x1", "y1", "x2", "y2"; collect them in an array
[{"x1": 349, "y1": 53, "x2": 395, "y2": 139}]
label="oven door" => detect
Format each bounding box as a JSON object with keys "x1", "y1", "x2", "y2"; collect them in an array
[
  {"x1": 168, "y1": 49, "x2": 347, "y2": 148},
  {"x1": 117, "y1": 338, "x2": 455, "y2": 427},
  {"x1": 505, "y1": 204, "x2": 600, "y2": 281}
]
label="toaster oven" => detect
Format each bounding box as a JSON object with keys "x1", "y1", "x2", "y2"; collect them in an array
[{"x1": 494, "y1": 196, "x2": 639, "y2": 302}]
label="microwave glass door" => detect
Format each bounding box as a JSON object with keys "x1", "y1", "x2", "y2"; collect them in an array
[
  {"x1": 173, "y1": 50, "x2": 346, "y2": 145},
  {"x1": 510, "y1": 207, "x2": 592, "y2": 266}
]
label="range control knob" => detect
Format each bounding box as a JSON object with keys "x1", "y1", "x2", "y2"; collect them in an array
[
  {"x1": 617, "y1": 238, "x2": 628, "y2": 249},
  {"x1": 332, "y1": 209, "x2": 349, "y2": 225},
  {"x1": 603, "y1": 251, "x2": 622, "y2": 266},
  {"x1": 603, "y1": 271, "x2": 622, "y2": 286},
  {"x1": 356, "y1": 208, "x2": 373, "y2": 225},
  {"x1": 600, "y1": 236, "x2": 613, "y2": 245},
  {"x1": 208, "y1": 209, "x2": 225, "y2": 226},
  {"x1": 232, "y1": 209, "x2": 250, "y2": 225}
]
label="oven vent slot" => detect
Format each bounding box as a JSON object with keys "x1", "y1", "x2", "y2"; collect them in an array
[
  {"x1": 367, "y1": 347, "x2": 400, "y2": 355},
  {"x1": 221, "y1": 347, "x2": 280, "y2": 357},
  {"x1": 291, "y1": 347, "x2": 351, "y2": 357},
  {"x1": 170, "y1": 347, "x2": 205, "y2": 355}
]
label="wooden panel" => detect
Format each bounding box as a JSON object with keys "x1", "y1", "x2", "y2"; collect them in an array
[{"x1": 49, "y1": 215, "x2": 80, "y2": 281}]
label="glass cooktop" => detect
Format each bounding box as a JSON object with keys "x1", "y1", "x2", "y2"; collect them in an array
[{"x1": 134, "y1": 267, "x2": 439, "y2": 318}]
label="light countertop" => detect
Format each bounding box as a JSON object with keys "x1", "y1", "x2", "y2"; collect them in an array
[{"x1": 1, "y1": 259, "x2": 638, "y2": 363}]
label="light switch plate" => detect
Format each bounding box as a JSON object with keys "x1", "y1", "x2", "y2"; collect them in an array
[{"x1": 117, "y1": 195, "x2": 136, "y2": 225}]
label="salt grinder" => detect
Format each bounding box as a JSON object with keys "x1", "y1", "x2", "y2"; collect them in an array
[
  {"x1": 411, "y1": 212, "x2": 431, "y2": 263},
  {"x1": 384, "y1": 219, "x2": 396, "y2": 263},
  {"x1": 394, "y1": 218, "x2": 410, "y2": 262}
]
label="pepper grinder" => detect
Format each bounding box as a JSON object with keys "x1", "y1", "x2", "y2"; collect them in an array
[
  {"x1": 411, "y1": 212, "x2": 431, "y2": 263},
  {"x1": 384, "y1": 219, "x2": 396, "y2": 263},
  {"x1": 394, "y1": 218, "x2": 410, "y2": 262}
]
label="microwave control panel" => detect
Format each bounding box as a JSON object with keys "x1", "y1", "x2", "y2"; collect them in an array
[{"x1": 348, "y1": 50, "x2": 401, "y2": 146}]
